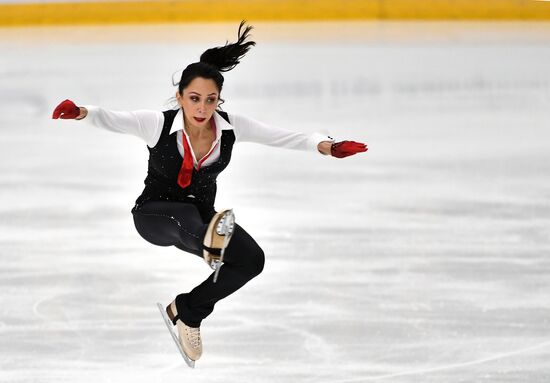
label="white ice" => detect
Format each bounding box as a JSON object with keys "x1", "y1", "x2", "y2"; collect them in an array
[{"x1": 1, "y1": 22, "x2": 550, "y2": 382}]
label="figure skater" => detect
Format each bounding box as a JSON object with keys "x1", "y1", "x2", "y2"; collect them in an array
[{"x1": 52, "y1": 21, "x2": 367, "y2": 365}]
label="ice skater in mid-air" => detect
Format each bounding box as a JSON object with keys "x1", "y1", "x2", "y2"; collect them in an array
[{"x1": 52, "y1": 21, "x2": 367, "y2": 367}]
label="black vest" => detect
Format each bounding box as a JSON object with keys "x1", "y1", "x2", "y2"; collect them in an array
[{"x1": 132, "y1": 109, "x2": 235, "y2": 220}]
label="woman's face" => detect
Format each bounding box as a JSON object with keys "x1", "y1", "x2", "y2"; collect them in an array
[{"x1": 177, "y1": 77, "x2": 220, "y2": 130}]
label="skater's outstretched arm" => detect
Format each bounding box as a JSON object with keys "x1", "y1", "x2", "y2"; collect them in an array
[
  {"x1": 52, "y1": 99, "x2": 163, "y2": 148},
  {"x1": 229, "y1": 112, "x2": 367, "y2": 158},
  {"x1": 229, "y1": 112, "x2": 330, "y2": 153}
]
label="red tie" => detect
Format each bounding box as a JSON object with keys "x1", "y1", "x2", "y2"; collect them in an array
[{"x1": 177, "y1": 133, "x2": 194, "y2": 189}]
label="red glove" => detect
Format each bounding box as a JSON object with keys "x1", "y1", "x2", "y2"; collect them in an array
[
  {"x1": 331, "y1": 140, "x2": 368, "y2": 158},
  {"x1": 52, "y1": 99, "x2": 81, "y2": 119}
]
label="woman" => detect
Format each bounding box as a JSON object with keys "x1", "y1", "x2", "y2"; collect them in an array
[{"x1": 52, "y1": 21, "x2": 367, "y2": 365}]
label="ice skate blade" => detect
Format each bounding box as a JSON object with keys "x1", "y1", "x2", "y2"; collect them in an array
[
  {"x1": 157, "y1": 302, "x2": 195, "y2": 368},
  {"x1": 203, "y1": 209, "x2": 236, "y2": 279},
  {"x1": 213, "y1": 210, "x2": 235, "y2": 283}
]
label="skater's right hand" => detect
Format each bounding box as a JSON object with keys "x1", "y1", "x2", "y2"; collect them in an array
[{"x1": 52, "y1": 99, "x2": 83, "y2": 119}]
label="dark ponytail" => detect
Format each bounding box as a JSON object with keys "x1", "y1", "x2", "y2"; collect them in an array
[
  {"x1": 176, "y1": 21, "x2": 256, "y2": 96},
  {"x1": 199, "y1": 21, "x2": 256, "y2": 72}
]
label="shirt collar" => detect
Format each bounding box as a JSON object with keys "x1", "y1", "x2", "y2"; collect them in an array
[{"x1": 169, "y1": 108, "x2": 233, "y2": 136}]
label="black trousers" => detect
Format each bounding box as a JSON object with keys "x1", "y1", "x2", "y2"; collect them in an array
[{"x1": 132, "y1": 201, "x2": 265, "y2": 327}]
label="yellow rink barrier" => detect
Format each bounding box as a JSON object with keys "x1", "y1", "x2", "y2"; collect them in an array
[{"x1": 1, "y1": 0, "x2": 550, "y2": 27}]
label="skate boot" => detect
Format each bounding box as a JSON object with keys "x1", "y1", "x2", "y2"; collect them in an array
[
  {"x1": 166, "y1": 300, "x2": 202, "y2": 361},
  {"x1": 203, "y1": 208, "x2": 236, "y2": 282}
]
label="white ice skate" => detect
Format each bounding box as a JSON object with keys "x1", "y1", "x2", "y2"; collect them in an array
[
  {"x1": 157, "y1": 301, "x2": 201, "y2": 368},
  {"x1": 202, "y1": 208, "x2": 236, "y2": 283}
]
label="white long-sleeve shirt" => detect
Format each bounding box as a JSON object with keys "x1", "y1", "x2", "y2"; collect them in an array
[{"x1": 83, "y1": 106, "x2": 334, "y2": 169}]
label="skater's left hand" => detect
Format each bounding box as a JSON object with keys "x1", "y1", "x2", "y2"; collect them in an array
[{"x1": 331, "y1": 140, "x2": 368, "y2": 158}]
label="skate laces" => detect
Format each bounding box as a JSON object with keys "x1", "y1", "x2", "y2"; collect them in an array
[
  {"x1": 216, "y1": 214, "x2": 228, "y2": 234},
  {"x1": 185, "y1": 326, "x2": 202, "y2": 349},
  {"x1": 216, "y1": 211, "x2": 235, "y2": 235}
]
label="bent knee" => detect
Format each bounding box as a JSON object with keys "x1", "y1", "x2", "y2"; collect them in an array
[
  {"x1": 245, "y1": 246, "x2": 265, "y2": 278},
  {"x1": 254, "y1": 247, "x2": 265, "y2": 276}
]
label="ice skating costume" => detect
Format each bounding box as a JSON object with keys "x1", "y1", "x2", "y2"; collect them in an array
[
  {"x1": 135, "y1": 108, "x2": 235, "y2": 222},
  {"x1": 83, "y1": 105, "x2": 333, "y2": 327}
]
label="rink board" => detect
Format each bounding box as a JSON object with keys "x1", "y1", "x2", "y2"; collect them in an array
[{"x1": 1, "y1": 0, "x2": 550, "y2": 26}]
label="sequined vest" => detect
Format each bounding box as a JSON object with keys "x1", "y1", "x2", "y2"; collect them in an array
[{"x1": 132, "y1": 109, "x2": 235, "y2": 220}]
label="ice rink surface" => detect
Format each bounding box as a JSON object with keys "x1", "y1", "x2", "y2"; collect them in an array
[{"x1": 1, "y1": 22, "x2": 550, "y2": 382}]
